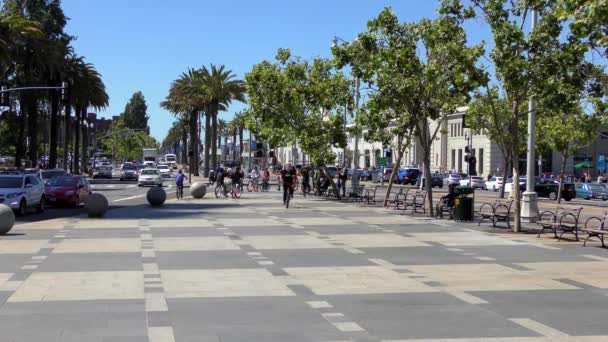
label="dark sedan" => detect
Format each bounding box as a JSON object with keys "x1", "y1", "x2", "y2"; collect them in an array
[{"x1": 534, "y1": 179, "x2": 575, "y2": 201}]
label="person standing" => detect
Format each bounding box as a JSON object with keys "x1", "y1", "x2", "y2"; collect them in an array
[
  {"x1": 280, "y1": 163, "x2": 296, "y2": 205},
  {"x1": 338, "y1": 166, "x2": 348, "y2": 197}
]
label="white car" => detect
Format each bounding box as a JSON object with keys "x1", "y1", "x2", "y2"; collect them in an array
[
  {"x1": 0, "y1": 174, "x2": 46, "y2": 215},
  {"x1": 157, "y1": 164, "x2": 172, "y2": 178},
  {"x1": 459, "y1": 176, "x2": 485, "y2": 188},
  {"x1": 504, "y1": 177, "x2": 526, "y2": 193},
  {"x1": 443, "y1": 173, "x2": 462, "y2": 186},
  {"x1": 138, "y1": 168, "x2": 163, "y2": 187},
  {"x1": 484, "y1": 177, "x2": 504, "y2": 191}
]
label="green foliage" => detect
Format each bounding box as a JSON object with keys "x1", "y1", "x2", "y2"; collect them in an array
[
  {"x1": 245, "y1": 49, "x2": 350, "y2": 167},
  {"x1": 101, "y1": 121, "x2": 158, "y2": 162},
  {"x1": 557, "y1": 0, "x2": 608, "y2": 50},
  {"x1": 121, "y1": 91, "x2": 149, "y2": 130}
]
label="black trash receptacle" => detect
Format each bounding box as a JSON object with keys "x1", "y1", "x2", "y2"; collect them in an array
[{"x1": 453, "y1": 196, "x2": 474, "y2": 222}]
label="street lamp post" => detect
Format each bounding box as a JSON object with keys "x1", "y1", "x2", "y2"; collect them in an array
[
  {"x1": 521, "y1": 9, "x2": 539, "y2": 225},
  {"x1": 465, "y1": 131, "x2": 472, "y2": 186}
]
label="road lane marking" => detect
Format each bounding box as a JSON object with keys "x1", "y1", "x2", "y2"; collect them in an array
[{"x1": 113, "y1": 194, "x2": 146, "y2": 202}]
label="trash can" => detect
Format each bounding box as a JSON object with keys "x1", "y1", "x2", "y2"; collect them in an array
[
  {"x1": 453, "y1": 186, "x2": 475, "y2": 222},
  {"x1": 371, "y1": 172, "x2": 379, "y2": 183}
]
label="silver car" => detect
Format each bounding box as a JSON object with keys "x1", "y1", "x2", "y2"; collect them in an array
[
  {"x1": 92, "y1": 166, "x2": 112, "y2": 179},
  {"x1": 138, "y1": 168, "x2": 163, "y2": 187},
  {"x1": 157, "y1": 164, "x2": 172, "y2": 178}
]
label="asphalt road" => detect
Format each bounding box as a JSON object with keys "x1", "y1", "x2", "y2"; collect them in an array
[{"x1": 14, "y1": 175, "x2": 179, "y2": 224}]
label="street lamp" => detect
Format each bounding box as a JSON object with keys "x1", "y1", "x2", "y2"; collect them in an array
[{"x1": 332, "y1": 35, "x2": 361, "y2": 186}]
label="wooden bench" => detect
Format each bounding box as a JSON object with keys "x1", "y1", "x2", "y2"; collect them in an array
[
  {"x1": 386, "y1": 189, "x2": 407, "y2": 209},
  {"x1": 404, "y1": 190, "x2": 427, "y2": 214},
  {"x1": 362, "y1": 186, "x2": 380, "y2": 205},
  {"x1": 537, "y1": 206, "x2": 583, "y2": 241},
  {"x1": 478, "y1": 199, "x2": 513, "y2": 229},
  {"x1": 581, "y1": 212, "x2": 608, "y2": 248}
]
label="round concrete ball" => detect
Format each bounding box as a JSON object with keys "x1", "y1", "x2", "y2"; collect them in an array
[
  {"x1": 190, "y1": 181, "x2": 207, "y2": 199},
  {"x1": 0, "y1": 204, "x2": 15, "y2": 235},
  {"x1": 147, "y1": 186, "x2": 166, "y2": 206},
  {"x1": 85, "y1": 193, "x2": 109, "y2": 218}
]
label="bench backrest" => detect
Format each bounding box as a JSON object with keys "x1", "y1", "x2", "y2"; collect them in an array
[
  {"x1": 556, "y1": 206, "x2": 583, "y2": 218},
  {"x1": 495, "y1": 199, "x2": 513, "y2": 210}
]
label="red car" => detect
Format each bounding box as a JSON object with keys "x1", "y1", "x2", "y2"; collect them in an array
[{"x1": 45, "y1": 175, "x2": 92, "y2": 207}]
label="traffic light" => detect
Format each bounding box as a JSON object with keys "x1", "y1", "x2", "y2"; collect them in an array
[
  {"x1": 464, "y1": 154, "x2": 470, "y2": 162},
  {"x1": 465, "y1": 146, "x2": 470, "y2": 153}
]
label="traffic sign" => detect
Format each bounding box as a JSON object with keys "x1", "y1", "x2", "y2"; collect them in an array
[
  {"x1": 598, "y1": 155, "x2": 606, "y2": 172},
  {"x1": 379, "y1": 157, "x2": 388, "y2": 167}
]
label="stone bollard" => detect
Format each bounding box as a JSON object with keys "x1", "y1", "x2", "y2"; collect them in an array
[
  {"x1": 190, "y1": 181, "x2": 207, "y2": 199},
  {"x1": 85, "y1": 193, "x2": 109, "y2": 218},
  {"x1": 0, "y1": 204, "x2": 15, "y2": 234},
  {"x1": 147, "y1": 186, "x2": 166, "y2": 206}
]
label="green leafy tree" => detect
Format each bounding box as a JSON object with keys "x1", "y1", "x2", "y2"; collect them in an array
[
  {"x1": 245, "y1": 49, "x2": 350, "y2": 197},
  {"x1": 121, "y1": 91, "x2": 149, "y2": 131},
  {"x1": 557, "y1": 0, "x2": 608, "y2": 51},
  {"x1": 469, "y1": 0, "x2": 607, "y2": 231},
  {"x1": 333, "y1": 4, "x2": 484, "y2": 214}
]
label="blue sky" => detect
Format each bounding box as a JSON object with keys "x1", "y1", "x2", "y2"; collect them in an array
[{"x1": 63, "y1": 0, "x2": 488, "y2": 141}]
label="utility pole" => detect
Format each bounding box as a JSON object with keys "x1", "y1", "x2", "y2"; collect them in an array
[
  {"x1": 248, "y1": 132, "x2": 253, "y2": 171},
  {"x1": 521, "y1": 9, "x2": 539, "y2": 225},
  {"x1": 351, "y1": 77, "x2": 361, "y2": 188}
]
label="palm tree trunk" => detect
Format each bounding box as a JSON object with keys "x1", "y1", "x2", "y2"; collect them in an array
[
  {"x1": 49, "y1": 88, "x2": 59, "y2": 169},
  {"x1": 81, "y1": 108, "x2": 88, "y2": 174},
  {"x1": 62, "y1": 103, "x2": 71, "y2": 170},
  {"x1": 204, "y1": 113, "x2": 211, "y2": 176},
  {"x1": 26, "y1": 94, "x2": 38, "y2": 167},
  {"x1": 194, "y1": 111, "x2": 200, "y2": 176},
  {"x1": 15, "y1": 96, "x2": 26, "y2": 168},
  {"x1": 181, "y1": 129, "x2": 188, "y2": 165},
  {"x1": 211, "y1": 108, "x2": 218, "y2": 169},
  {"x1": 189, "y1": 110, "x2": 197, "y2": 178},
  {"x1": 233, "y1": 127, "x2": 237, "y2": 162},
  {"x1": 239, "y1": 126, "x2": 244, "y2": 163},
  {"x1": 73, "y1": 106, "x2": 81, "y2": 174}
]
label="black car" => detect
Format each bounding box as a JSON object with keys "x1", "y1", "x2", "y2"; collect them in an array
[{"x1": 534, "y1": 179, "x2": 575, "y2": 201}]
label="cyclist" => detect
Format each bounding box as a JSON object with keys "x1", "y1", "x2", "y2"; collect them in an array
[
  {"x1": 301, "y1": 166, "x2": 310, "y2": 195},
  {"x1": 281, "y1": 163, "x2": 296, "y2": 205},
  {"x1": 175, "y1": 169, "x2": 185, "y2": 199},
  {"x1": 231, "y1": 166, "x2": 244, "y2": 193},
  {"x1": 216, "y1": 167, "x2": 226, "y2": 196},
  {"x1": 250, "y1": 167, "x2": 260, "y2": 187}
]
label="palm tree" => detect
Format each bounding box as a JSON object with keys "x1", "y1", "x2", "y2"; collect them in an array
[
  {"x1": 231, "y1": 111, "x2": 246, "y2": 162},
  {"x1": 197, "y1": 64, "x2": 246, "y2": 172},
  {"x1": 67, "y1": 57, "x2": 108, "y2": 174},
  {"x1": 161, "y1": 68, "x2": 209, "y2": 176},
  {"x1": 217, "y1": 119, "x2": 227, "y2": 163}
]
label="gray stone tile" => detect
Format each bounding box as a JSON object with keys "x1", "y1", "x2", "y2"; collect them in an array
[
  {"x1": 68, "y1": 228, "x2": 140, "y2": 239},
  {"x1": 167, "y1": 297, "x2": 344, "y2": 342},
  {"x1": 146, "y1": 311, "x2": 171, "y2": 327},
  {"x1": 262, "y1": 249, "x2": 373, "y2": 267},
  {"x1": 0, "y1": 254, "x2": 33, "y2": 272},
  {"x1": 325, "y1": 293, "x2": 537, "y2": 340},
  {"x1": 151, "y1": 227, "x2": 225, "y2": 237},
  {"x1": 360, "y1": 246, "x2": 481, "y2": 265},
  {"x1": 460, "y1": 245, "x2": 599, "y2": 263},
  {"x1": 155, "y1": 251, "x2": 259, "y2": 270},
  {"x1": 379, "y1": 223, "x2": 465, "y2": 233},
  {"x1": 472, "y1": 289, "x2": 608, "y2": 336},
  {"x1": 303, "y1": 225, "x2": 378, "y2": 235},
  {"x1": 229, "y1": 226, "x2": 305, "y2": 236},
  {"x1": 1, "y1": 229, "x2": 56, "y2": 240},
  {"x1": 37, "y1": 253, "x2": 142, "y2": 272}
]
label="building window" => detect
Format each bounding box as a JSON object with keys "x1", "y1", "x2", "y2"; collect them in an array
[
  {"x1": 450, "y1": 124, "x2": 453, "y2": 137},
  {"x1": 451, "y1": 149, "x2": 455, "y2": 170},
  {"x1": 479, "y1": 148, "x2": 484, "y2": 175},
  {"x1": 458, "y1": 149, "x2": 463, "y2": 172}
]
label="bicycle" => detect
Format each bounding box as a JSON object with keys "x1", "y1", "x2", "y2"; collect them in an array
[
  {"x1": 260, "y1": 179, "x2": 270, "y2": 192},
  {"x1": 214, "y1": 183, "x2": 227, "y2": 198},
  {"x1": 230, "y1": 183, "x2": 242, "y2": 199},
  {"x1": 247, "y1": 178, "x2": 259, "y2": 192}
]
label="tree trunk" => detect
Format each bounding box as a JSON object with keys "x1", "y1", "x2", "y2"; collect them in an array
[
  {"x1": 62, "y1": 102, "x2": 71, "y2": 171},
  {"x1": 15, "y1": 102, "x2": 26, "y2": 168},
  {"x1": 423, "y1": 151, "x2": 434, "y2": 217},
  {"x1": 26, "y1": 94, "x2": 38, "y2": 167},
  {"x1": 181, "y1": 129, "x2": 188, "y2": 165},
  {"x1": 511, "y1": 122, "x2": 521, "y2": 232},
  {"x1": 233, "y1": 127, "x2": 237, "y2": 162},
  {"x1": 211, "y1": 106, "x2": 218, "y2": 169},
  {"x1": 194, "y1": 111, "x2": 199, "y2": 176},
  {"x1": 204, "y1": 113, "x2": 211, "y2": 176},
  {"x1": 73, "y1": 106, "x2": 81, "y2": 174},
  {"x1": 239, "y1": 127, "x2": 244, "y2": 163},
  {"x1": 383, "y1": 138, "x2": 405, "y2": 207},
  {"x1": 557, "y1": 151, "x2": 567, "y2": 204},
  {"x1": 189, "y1": 110, "x2": 197, "y2": 177},
  {"x1": 81, "y1": 108, "x2": 88, "y2": 174},
  {"x1": 49, "y1": 89, "x2": 59, "y2": 169}
]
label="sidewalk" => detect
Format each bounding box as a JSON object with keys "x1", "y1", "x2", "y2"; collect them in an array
[{"x1": 3, "y1": 189, "x2": 607, "y2": 341}]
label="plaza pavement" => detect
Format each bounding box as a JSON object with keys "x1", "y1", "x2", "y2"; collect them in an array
[{"x1": 1, "y1": 187, "x2": 608, "y2": 341}]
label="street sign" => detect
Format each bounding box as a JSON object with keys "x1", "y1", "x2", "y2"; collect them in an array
[
  {"x1": 598, "y1": 155, "x2": 606, "y2": 172},
  {"x1": 379, "y1": 157, "x2": 388, "y2": 167}
]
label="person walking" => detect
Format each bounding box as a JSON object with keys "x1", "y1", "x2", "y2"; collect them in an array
[
  {"x1": 338, "y1": 166, "x2": 348, "y2": 198},
  {"x1": 175, "y1": 169, "x2": 185, "y2": 199}
]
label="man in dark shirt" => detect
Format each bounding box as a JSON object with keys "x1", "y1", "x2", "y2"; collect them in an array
[
  {"x1": 301, "y1": 166, "x2": 310, "y2": 195},
  {"x1": 436, "y1": 185, "x2": 457, "y2": 218},
  {"x1": 338, "y1": 166, "x2": 348, "y2": 197},
  {"x1": 281, "y1": 163, "x2": 296, "y2": 205}
]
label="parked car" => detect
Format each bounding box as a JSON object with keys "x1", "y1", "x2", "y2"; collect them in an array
[
  {"x1": 120, "y1": 163, "x2": 138, "y2": 181},
  {"x1": 575, "y1": 182, "x2": 608, "y2": 201},
  {"x1": 535, "y1": 179, "x2": 575, "y2": 201},
  {"x1": 419, "y1": 173, "x2": 444, "y2": 188},
  {"x1": 92, "y1": 166, "x2": 113, "y2": 179},
  {"x1": 397, "y1": 168, "x2": 421, "y2": 185},
  {"x1": 377, "y1": 167, "x2": 393, "y2": 183},
  {"x1": 143, "y1": 161, "x2": 156, "y2": 169},
  {"x1": 484, "y1": 177, "x2": 504, "y2": 191},
  {"x1": 359, "y1": 169, "x2": 372, "y2": 181},
  {"x1": 45, "y1": 175, "x2": 92, "y2": 207},
  {"x1": 443, "y1": 173, "x2": 462, "y2": 186},
  {"x1": 0, "y1": 174, "x2": 46, "y2": 215},
  {"x1": 504, "y1": 177, "x2": 527, "y2": 193},
  {"x1": 38, "y1": 168, "x2": 66, "y2": 181},
  {"x1": 157, "y1": 164, "x2": 172, "y2": 178},
  {"x1": 138, "y1": 168, "x2": 163, "y2": 187},
  {"x1": 459, "y1": 176, "x2": 485, "y2": 189}
]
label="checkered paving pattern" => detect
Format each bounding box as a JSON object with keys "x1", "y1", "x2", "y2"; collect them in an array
[{"x1": 2, "y1": 189, "x2": 608, "y2": 342}]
